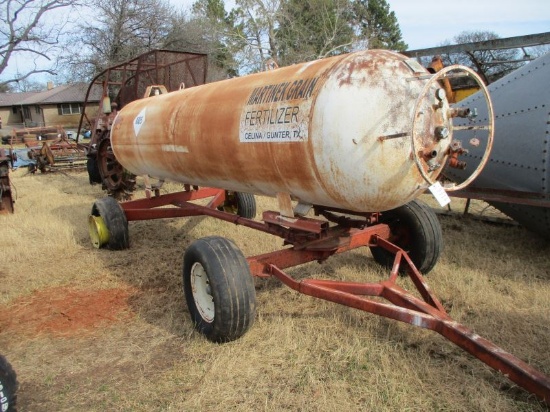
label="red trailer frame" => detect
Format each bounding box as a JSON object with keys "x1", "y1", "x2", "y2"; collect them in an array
[{"x1": 96, "y1": 186, "x2": 549, "y2": 403}]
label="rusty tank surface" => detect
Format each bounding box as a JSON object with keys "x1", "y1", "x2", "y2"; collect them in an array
[{"x1": 111, "y1": 50, "x2": 491, "y2": 213}]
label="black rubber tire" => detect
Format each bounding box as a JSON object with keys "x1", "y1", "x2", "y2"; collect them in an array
[
  {"x1": 218, "y1": 192, "x2": 257, "y2": 219},
  {"x1": 0, "y1": 355, "x2": 18, "y2": 412},
  {"x1": 87, "y1": 157, "x2": 102, "y2": 184},
  {"x1": 183, "y1": 236, "x2": 256, "y2": 343},
  {"x1": 91, "y1": 197, "x2": 129, "y2": 250},
  {"x1": 235, "y1": 192, "x2": 256, "y2": 219},
  {"x1": 370, "y1": 200, "x2": 442, "y2": 274}
]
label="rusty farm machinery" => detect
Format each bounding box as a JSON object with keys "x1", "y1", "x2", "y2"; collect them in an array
[
  {"x1": 0, "y1": 147, "x2": 15, "y2": 214},
  {"x1": 77, "y1": 49, "x2": 209, "y2": 196},
  {"x1": 6, "y1": 126, "x2": 88, "y2": 174}
]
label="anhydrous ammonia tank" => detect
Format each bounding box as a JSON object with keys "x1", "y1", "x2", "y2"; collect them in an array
[{"x1": 111, "y1": 50, "x2": 490, "y2": 212}]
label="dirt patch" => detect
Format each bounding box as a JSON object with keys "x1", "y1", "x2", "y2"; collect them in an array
[{"x1": 0, "y1": 287, "x2": 136, "y2": 337}]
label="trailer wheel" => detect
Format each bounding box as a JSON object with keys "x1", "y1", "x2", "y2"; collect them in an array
[
  {"x1": 0, "y1": 355, "x2": 18, "y2": 412},
  {"x1": 370, "y1": 200, "x2": 442, "y2": 274},
  {"x1": 183, "y1": 236, "x2": 256, "y2": 342},
  {"x1": 89, "y1": 197, "x2": 129, "y2": 250},
  {"x1": 218, "y1": 191, "x2": 256, "y2": 219}
]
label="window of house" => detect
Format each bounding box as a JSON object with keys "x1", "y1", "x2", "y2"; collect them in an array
[
  {"x1": 23, "y1": 106, "x2": 31, "y2": 118},
  {"x1": 35, "y1": 105, "x2": 41, "y2": 114},
  {"x1": 57, "y1": 103, "x2": 81, "y2": 115},
  {"x1": 12, "y1": 107, "x2": 18, "y2": 114}
]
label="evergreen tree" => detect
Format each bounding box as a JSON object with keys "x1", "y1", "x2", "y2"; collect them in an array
[
  {"x1": 276, "y1": 0, "x2": 354, "y2": 66},
  {"x1": 352, "y1": 0, "x2": 407, "y2": 51}
]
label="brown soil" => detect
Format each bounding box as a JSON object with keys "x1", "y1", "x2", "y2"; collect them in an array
[{"x1": 0, "y1": 287, "x2": 136, "y2": 337}]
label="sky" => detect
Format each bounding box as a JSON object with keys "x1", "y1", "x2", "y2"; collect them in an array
[
  {"x1": 168, "y1": 0, "x2": 550, "y2": 50},
  {"x1": 386, "y1": 0, "x2": 550, "y2": 50},
  {"x1": 3, "y1": 0, "x2": 549, "y2": 86}
]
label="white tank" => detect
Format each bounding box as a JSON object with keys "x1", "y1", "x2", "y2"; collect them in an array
[{"x1": 111, "y1": 50, "x2": 489, "y2": 212}]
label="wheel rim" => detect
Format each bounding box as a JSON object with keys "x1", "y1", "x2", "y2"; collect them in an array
[
  {"x1": 220, "y1": 191, "x2": 238, "y2": 214},
  {"x1": 88, "y1": 214, "x2": 109, "y2": 248},
  {"x1": 190, "y1": 262, "x2": 215, "y2": 322}
]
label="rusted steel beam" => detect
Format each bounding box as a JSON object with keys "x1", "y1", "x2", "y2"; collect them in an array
[
  {"x1": 263, "y1": 211, "x2": 329, "y2": 234},
  {"x1": 119, "y1": 188, "x2": 295, "y2": 239},
  {"x1": 450, "y1": 187, "x2": 550, "y2": 208},
  {"x1": 438, "y1": 320, "x2": 550, "y2": 402},
  {"x1": 124, "y1": 206, "x2": 206, "y2": 221},
  {"x1": 120, "y1": 187, "x2": 224, "y2": 211},
  {"x1": 247, "y1": 225, "x2": 391, "y2": 277},
  {"x1": 403, "y1": 32, "x2": 550, "y2": 57}
]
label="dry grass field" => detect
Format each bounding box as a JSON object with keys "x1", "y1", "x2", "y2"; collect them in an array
[{"x1": 1, "y1": 167, "x2": 549, "y2": 411}]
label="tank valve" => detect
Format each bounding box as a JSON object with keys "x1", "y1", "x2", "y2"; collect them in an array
[
  {"x1": 448, "y1": 108, "x2": 471, "y2": 118},
  {"x1": 447, "y1": 140, "x2": 468, "y2": 170},
  {"x1": 423, "y1": 150, "x2": 441, "y2": 171}
]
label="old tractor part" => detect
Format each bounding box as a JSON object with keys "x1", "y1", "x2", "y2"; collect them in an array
[
  {"x1": 89, "y1": 187, "x2": 550, "y2": 403},
  {"x1": 96, "y1": 137, "x2": 135, "y2": 199},
  {"x1": 77, "y1": 50, "x2": 208, "y2": 198},
  {"x1": 24, "y1": 132, "x2": 87, "y2": 173},
  {"x1": 8, "y1": 126, "x2": 64, "y2": 145},
  {"x1": 0, "y1": 148, "x2": 15, "y2": 214}
]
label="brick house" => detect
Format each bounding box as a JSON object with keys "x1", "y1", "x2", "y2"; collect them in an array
[{"x1": 0, "y1": 82, "x2": 102, "y2": 130}]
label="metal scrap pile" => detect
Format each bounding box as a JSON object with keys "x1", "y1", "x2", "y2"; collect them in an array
[{"x1": 9, "y1": 126, "x2": 87, "y2": 173}]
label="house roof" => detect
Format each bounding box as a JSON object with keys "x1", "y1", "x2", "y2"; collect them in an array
[
  {"x1": 0, "y1": 91, "x2": 35, "y2": 106},
  {"x1": 0, "y1": 83, "x2": 102, "y2": 107}
]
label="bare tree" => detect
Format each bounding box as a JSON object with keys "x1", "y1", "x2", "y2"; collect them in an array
[
  {"x1": 0, "y1": 0, "x2": 80, "y2": 87},
  {"x1": 440, "y1": 31, "x2": 522, "y2": 84},
  {"x1": 190, "y1": 0, "x2": 243, "y2": 77},
  {"x1": 164, "y1": 10, "x2": 235, "y2": 81},
  {"x1": 67, "y1": 0, "x2": 174, "y2": 80},
  {"x1": 229, "y1": 0, "x2": 281, "y2": 73}
]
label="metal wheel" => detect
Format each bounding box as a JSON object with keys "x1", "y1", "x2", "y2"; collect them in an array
[
  {"x1": 183, "y1": 236, "x2": 256, "y2": 342},
  {"x1": 97, "y1": 138, "x2": 124, "y2": 190},
  {"x1": 189, "y1": 262, "x2": 215, "y2": 323},
  {"x1": 0, "y1": 156, "x2": 14, "y2": 214}
]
